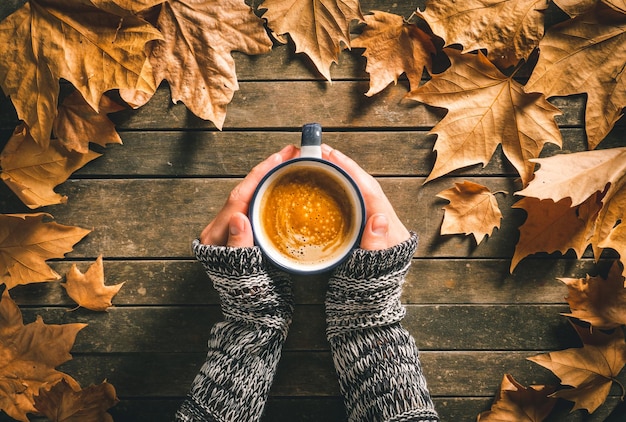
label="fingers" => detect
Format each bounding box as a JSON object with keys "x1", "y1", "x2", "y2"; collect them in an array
[
  {"x1": 225, "y1": 212, "x2": 254, "y2": 248},
  {"x1": 360, "y1": 213, "x2": 390, "y2": 250}
]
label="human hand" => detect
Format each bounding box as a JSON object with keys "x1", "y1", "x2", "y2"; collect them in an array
[
  {"x1": 322, "y1": 144, "x2": 411, "y2": 250},
  {"x1": 199, "y1": 144, "x2": 299, "y2": 247}
]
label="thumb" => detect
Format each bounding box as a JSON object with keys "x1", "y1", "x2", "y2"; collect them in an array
[
  {"x1": 360, "y1": 213, "x2": 389, "y2": 251},
  {"x1": 226, "y1": 212, "x2": 254, "y2": 248}
]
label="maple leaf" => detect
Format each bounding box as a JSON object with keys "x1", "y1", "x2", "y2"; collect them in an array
[
  {"x1": 407, "y1": 48, "x2": 562, "y2": 186},
  {"x1": 436, "y1": 181, "x2": 503, "y2": 244},
  {"x1": 0, "y1": 213, "x2": 91, "y2": 289},
  {"x1": 351, "y1": 11, "x2": 435, "y2": 96},
  {"x1": 0, "y1": 290, "x2": 85, "y2": 422},
  {"x1": 261, "y1": 0, "x2": 364, "y2": 81},
  {"x1": 0, "y1": 124, "x2": 101, "y2": 209},
  {"x1": 477, "y1": 374, "x2": 557, "y2": 421},
  {"x1": 419, "y1": 0, "x2": 548, "y2": 69},
  {"x1": 528, "y1": 322, "x2": 626, "y2": 413},
  {"x1": 559, "y1": 262, "x2": 626, "y2": 329},
  {"x1": 524, "y1": 3, "x2": 626, "y2": 149},
  {"x1": 34, "y1": 378, "x2": 119, "y2": 422},
  {"x1": 0, "y1": 0, "x2": 162, "y2": 146},
  {"x1": 53, "y1": 91, "x2": 125, "y2": 154},
  {"x1": 125, "y1": 0, "x2": 273, "y2": 130},
  {"x1": 62, "y1": 255, "x2": 124, "y2": 312}
]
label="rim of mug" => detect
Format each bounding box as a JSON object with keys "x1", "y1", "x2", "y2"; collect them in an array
[{"x1": 249, "y1": 157, "x2": 366, "y2": 275}]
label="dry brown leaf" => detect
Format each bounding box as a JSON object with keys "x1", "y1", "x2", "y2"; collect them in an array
[
  {"x1": 351, "y1": 11, "x2": 435, "y2": 96},
  {"x1": 0, "y1": 0, "x2": 162, "y2": 146},
  {"x1": 528, "y1": 322, "x2": 626, "y2": 413},
  {"x1": 0, "y1": 289, "x2": 85, "y2": 422},
  {"x1": 62, "y1": 255, "x2": 124, "y2": 312},
  {"x1": 420, "y1": 0, "x2": 548, "y2": 69},
  {"x1": 407, "y1": 48, "x2": 562, "y2": 186},
  {"x1": 437, "y1": 181, "x2": 503, "y2": 244},
  {"x1": 477, "y1": 374, "x2": 557, "y2": 421},
  {"x1": 261, "y1": 0, "x2": 364, "y2": 81},
  {"x1": 53, "y1": 91, "x2": 125, "y2": 154},
  {"x1": 524, "y1": 3, "x2": 626, "y2": 149},
  {"x1": 0, "y1": 213, "x2": 91, "y2": 289},
  {"x1": 559, "y1": 262, "x2": 626, "y2": 329},
  {"x1": 34, "y1": 378, "x2": 119, "y2": 422},
  {"x1": 0, "y1": 124, "x2": 101, "y2": 209}
]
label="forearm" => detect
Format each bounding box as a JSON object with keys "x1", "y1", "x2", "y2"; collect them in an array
[
  {"x1": 326, "y1": 233, "x2": 439, "y2": 422},
  {"x1": 176, "y1": 241, "x2": 293, "y2": 422}
]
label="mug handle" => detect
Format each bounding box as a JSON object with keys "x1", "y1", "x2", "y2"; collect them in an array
[{"x1": 300, "y1": 123, "x2": 322, "y2": 159}]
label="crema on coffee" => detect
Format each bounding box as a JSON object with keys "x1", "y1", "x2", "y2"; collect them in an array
[{"x1": 260, "y1": 167, "x2": 353, "y2": 264}]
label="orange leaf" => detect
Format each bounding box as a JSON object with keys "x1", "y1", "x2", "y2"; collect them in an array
[
  {"x1": 0, "y1": 124, "x2": 101, "y2": 209},
  {"x1": 261, "y1": 0, "x2": 364, "y2": 81},
  {"x1": 477, "y1": 374, "x2": 557, "y2": 421},
  {"x1": 528, "y1": 322, "x2": 626, "y2": 413},
  {"x1": 351, "y1": 11, "x2": 435, "y2": 96},
  {"x1": 34, "y1": 378, "x2": 119, "y2": 422},
  {"x1": 0, "y1": 290, "x2": 85, "y2": 421},
  {"x1": 407, "y1": 48, "x2": 562, "y2": 186},
  {"x1": 62, "y1": 255, "x2": 124, "y2": 312},
  {"x1": 436, "y1": 181, "x2": 503, "y2": 244},
  {"x1": 0, "y1": 213, "x2": 91, "y2": 289}
]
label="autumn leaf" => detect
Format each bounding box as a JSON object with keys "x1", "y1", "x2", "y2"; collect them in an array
[
  {"x1": 0, "y1": 0, "x2": 162, "y2": 146},
  {"x1": 90, "y1": 0, "x2": 164, "y2": 14},
  {"x1": 351, "y1": 11, "x2": 435, "y2": 96},
  {"x1": 0, "y1": 213, "x2": 91, "y2": 289},
  {"x1": 0, "y1": 124, "x2": 101, "y2": 209},
  {"x1": 477, "y1": 374, "x2": 557, "y2": 421},
  {"x1": 437, "y1": 181, "x2": 503, "y2": 244},
  {"x1": 261, "y1": 0, "x2": 364, "y2": 81},
  {"x1": 407, "y1": 48, "x2": 562, "y2": 186},
  {"x1": 62, "y1": 255, "x2": 124, "y2": 312},
  {"x1": 34, "y1": 378, "x2": 119, "y2": 422},
  {"x1": 53, "y1": 91, "x2": 125, "y2": 154},
  {"x1": 524, "y1": 3, "x2": 626, "y2": 149},
  {"x1": 0, "y1": 290, "x2": 85, "y2": 422},
  {"x1": 559, "y1": 261, "x2": 626, "y2": 329},
  {"x1": 420, "y1": 0, "x2": 548, "y2": 69},
  {"x1": 528, "y1": 322, "x2": 626, "y2": 413}
]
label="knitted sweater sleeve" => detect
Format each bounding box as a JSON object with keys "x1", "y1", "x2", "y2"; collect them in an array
[
  {"x1": 175, "y1": 240, "x2": 293, "y2": 422},
  {"x1": 326, "y1": 233, "x2": 439, "y2": 422}
]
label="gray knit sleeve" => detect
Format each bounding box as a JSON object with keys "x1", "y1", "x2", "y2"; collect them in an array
[
  {"x1": 326, "y1": 232, "x2": 439, "y2": 422},
  {"x1": 175, "y1": 240, "x2": 293, "y2": 422}
]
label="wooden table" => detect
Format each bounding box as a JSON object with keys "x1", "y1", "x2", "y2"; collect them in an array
[{"x1": 1, "y1": 0, "x2": 625, "y2": 420}]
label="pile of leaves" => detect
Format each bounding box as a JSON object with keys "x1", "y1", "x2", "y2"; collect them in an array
[{"x1": 0, "y1": 0, "x2": 625, "y2": 420}]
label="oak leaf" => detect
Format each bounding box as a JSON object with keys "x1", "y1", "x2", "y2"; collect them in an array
[
  {"x1": 53, "y1": 91, "x2": 125, "y2": 154},
  {"x1": 407, "y1": 48, "x2": 562, "y2": 186},
  {"x1": 524, "y1": 3, "x2": 626, "y2": 149},
  {"x1": 0, "y1": 124, "x2": 101, "y2": 209},
  {"x1": 0, "y1": 213, "x2": 91, "y2": 289},
  {"x1": 62, "y1": 255, "x2": 124, "y2": 312},
  {"x1": 261, "y1": 0, "x2": 364, "y2": 81},
  {"x1": 477, "y1": 374, "x2": 557, "y2": 421},
  {"x1": 528, "y1": 322, "x2": 626, "y2": 413},
  {"x1": 351, "y1": 11, "x2": 435, "y2": 96},
  {"x1": 437, "y1": 181, "x2": 503, "y2": 244},
  {"x1": 34, "y1": 378, "x2": 119, "y2": 422},
  {"x1": 0, "y1": 290, "x2": 85, "y2": 422},
  {"x1": 420, "y1": 0, "x2": 548, "y2": 69},
  {"x1": 559, "y1": 261, "x2": 626, "y2": 329},
  {"x1": 0, "y1": 0, "x2": 162, "y2": 146}
]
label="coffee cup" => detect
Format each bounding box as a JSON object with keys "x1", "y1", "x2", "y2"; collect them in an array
[{"x1": 249, "y1": 123, "x2": 365, "y2": 274}]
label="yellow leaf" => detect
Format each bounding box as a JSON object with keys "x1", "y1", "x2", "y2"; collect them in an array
[
  {"x1": 0, "y1": 124, "x2": 101, "y2": 209},
  {"x1": 436, "y1": 181, "x2": 503, "y2": 244},
  {"x1": 407, "y1": 48, "x2": 562, "y2": 186},
  {"x1": 62, "y1": 255, "x2": 124, "y2": 312},
  {"x1": 0, "y1": 213, "x2": 90, "y2": 289},
  {"x1": 261, "y1": 0, "x2": 364, "y2": 81}
]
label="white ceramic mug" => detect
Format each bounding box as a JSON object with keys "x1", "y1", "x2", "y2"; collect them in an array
[{"x1": 249, "y1": 123, "x2": 365, "y2": 274}]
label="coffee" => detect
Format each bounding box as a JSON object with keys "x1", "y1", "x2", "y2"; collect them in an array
[{"x1": 259, "y1": 167, "x2": 354, "y2": 265}]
